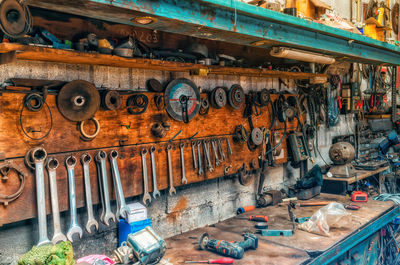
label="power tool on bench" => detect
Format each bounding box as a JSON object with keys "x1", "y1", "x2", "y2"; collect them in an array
[{"x1": 198, "y1": 233, "x2": 258, "y2": 259}]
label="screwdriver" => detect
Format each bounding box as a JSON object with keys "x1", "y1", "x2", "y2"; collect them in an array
[
  {"x1": 238, "y1": 215, "x2": 268, "y2": 222},
  {"x1": 185, "y1": 258, "x2": 234, "y2": 264}
]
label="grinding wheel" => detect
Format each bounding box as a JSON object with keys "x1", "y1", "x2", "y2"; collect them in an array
[
  {"x1": 57, "y1": 80, "x2": 100, "y2": 122},
  {"x1": 199, "y1": 233, "x2": 209, "y2": 250},
  {"x1": 164, "y1": 78, "x2": 200, "y2": 122}
]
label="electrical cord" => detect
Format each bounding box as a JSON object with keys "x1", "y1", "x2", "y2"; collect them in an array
[{"x1": 19, "y1": 99, "x2": 53, "y2": 141}]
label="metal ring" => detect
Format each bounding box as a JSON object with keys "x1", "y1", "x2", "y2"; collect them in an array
[
  {"x1": 0, "y1": 162, "x2": 26, "y2": 207},
  {"x1": 79, "y1": 117, "x2": 100, "y2": 140},
  {"x1": 24, "y1": 93, "x2": 44, "y2": 112}
]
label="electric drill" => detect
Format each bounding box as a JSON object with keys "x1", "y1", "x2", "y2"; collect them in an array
[{"x1": 198, "y1": 233, "x2": 258, "y2": 259}]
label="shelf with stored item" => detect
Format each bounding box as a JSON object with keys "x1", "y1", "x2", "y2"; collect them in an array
[{"x1": 0, "y1": 43, "x2": 327, "y2": 81}]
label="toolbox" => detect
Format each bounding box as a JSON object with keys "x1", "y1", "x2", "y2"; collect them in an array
[{"x1": 118, "y1": 218, "x2": 152, "y2": 246}]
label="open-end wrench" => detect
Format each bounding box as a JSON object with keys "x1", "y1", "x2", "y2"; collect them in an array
[
  {"x1": 166, "y1": 144, "x2": 176, "y2": 196},
  {"x1": 65, "y1": 156, "x2": 83, "y2": 242},
  {"x1": 81, "y1": 154, "x2": 98, "y2": 233},
  {"x1": 141, "y1": 148, "x2": 152, "y2": 205},
  {"x1": 180, "y1": 143, "x2": 188, "y2": 184},
  {"x1": 203, "y1": 140, "x2": 213, "y2": 172},
  {"x1": 149, "y1": 146, "x2": 161, "y2": 199},
  {"x1": 109, "y1": 150, "x2": 130, "y2": 220},
  {"x1": 191, "y1": 141, "x2": 197, "y2": 169},
  {"x1": 95, "y1": 151, "x2": 116, "y2": 226},
  {"x1": 211, "y1": 139, "x2": 221, "y2": 167},
  {"x1": 226, "y1": 138, "x2": 233, "y2": 155},
  {"x1": 94, "y1": 157, "x2": 105, "y2": 224},
  {"x1": 46, "y1": 157, "x2": 67, "y2": 244},
  {"x1": 197, "y1": 141, "x2": 203, "y2": 175},
  {"x1": 218, "y1": 138, "x2": 226, "y2": 161},
  {"x1": 32, "y1": 147, "x2": 51, "y2": 247}
]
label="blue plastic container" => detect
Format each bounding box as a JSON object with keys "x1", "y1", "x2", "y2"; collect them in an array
[{"x1": 118, "y1": 218, "x2": 151, "y2": 246}]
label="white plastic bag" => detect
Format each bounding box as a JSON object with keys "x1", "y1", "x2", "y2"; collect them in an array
[{"x1": 298, "y1": 202, "x2": 351, "y2": 236}]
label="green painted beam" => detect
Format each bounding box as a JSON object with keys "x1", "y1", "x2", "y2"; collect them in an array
[{"x1": 28, "y1": 0, "x2": 400, "y2": 65}]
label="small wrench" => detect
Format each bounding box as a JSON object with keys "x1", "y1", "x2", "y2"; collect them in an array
[
  {"x1": 65, "y1": 156, "x2": 83, "y2": 242},
  {"x1": 32, "y1": 147, "x2": 51, "y2": 247},
  {"x1": 211, "y1": 139, "x2": 221, "y2": 167},
  {"x1": 226, "y1": 138, "x2": 233, "y2": 155},
  {"x1": 95, "y1": 151, "x2": 116, "y2": 226},
  {"x1": 166, "y1": 144, "x2": 176, "y2": 196},
  {"x1": 191, "y1": 141, "x2": 197, "y2": 169},
  {"x1": 197, "y1": 141, "x2": 203, "y2": 175},
  {"x1": 150, "y1": 146, "x2": 161, "y2": 199},
  {"x1": 46, "y1": 157, "x2": 67, "y2": 244},
  {"x1": 141, "y1": 148, "x2": 152, "y2": 205},
  {"x1": 179, "y1": 143, "x2": 188, "y2": 184},
  {"x1": 81, "y1": 154, "x2": 99, "y2": 233}
]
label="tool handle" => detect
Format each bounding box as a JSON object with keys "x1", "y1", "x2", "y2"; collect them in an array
[
  {"x1": 237, "y1": 205, "x2": 256, "y2": 214},
  {"x1": 249, "y1": 215, "x2": 268, "y2": 222},
  {"x1": 298, "y1": 201, "x2": 331, "y2": 207},
  {"x1": 209, "y1": 258, "x2": 235, "y2": 264}
]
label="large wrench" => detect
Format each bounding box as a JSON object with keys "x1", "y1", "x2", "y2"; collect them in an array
[
  {"x1": 46, "y1": 157, "x2": 67, "y2": 244},
  {"x1": 149, "y1": 146, "x2": 161, "y2": 199},
  {"x1": 166, "y1": 144, "x2": 176, "y2": 196},
  {"x1": 141, "y1": 148, "x2": 152, "y2": 205},
  {"x1": 179, "y1": 143, "x2": 188, "y2": 184},
  {"x1": 226, "y1": 138, "x2": 233, "y2": 155},
  {"x1": 191, "y1": 141, "x2": 197, "y2": 169},
  {"x1": 203, "y1": 140, "x2": 213, "y2": 172},
  {"x1": 211, "y1": 139, "x2": 221, "y2": 167},
  {"x1": 109, "y1": 150, "x2": 130, "y2": 220},
  {"x1": 32, "y1": 147, "x2": 51, "y2": 247},
  {"x1": 197, "y1": 141, "x2": 203, "y2": 175},
  {"x1": 218, "y1": 138, "x2": 226, "y2": 161},
  {"x1": 65, "y1": 156, "x2": 83, "y2": 242},
  {"x1": 81, "y1": 154, "x2": 99, "y2": 233},
  {"x1": 95, "y1": 151, "x2": 116, "y2": 226}
]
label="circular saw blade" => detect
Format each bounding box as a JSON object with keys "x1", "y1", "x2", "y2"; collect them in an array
[
  {"x1": 57, "y1": 80, "x2": 100, "y2": 122},
  {"x1": 164, "y1": 78, "x2": 200, "y2": 122},
  {"x1": 0, "y1": 0, "x2": 29, "y2": 37}
]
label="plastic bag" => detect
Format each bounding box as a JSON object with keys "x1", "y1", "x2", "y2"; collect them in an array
[{"x1": 298, "y1": 202, "x2": 351, "y2": 236}]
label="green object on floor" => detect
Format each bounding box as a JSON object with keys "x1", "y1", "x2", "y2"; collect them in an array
[{"x1": 18, "y1": 241, "x2": 74, "y2": 265}]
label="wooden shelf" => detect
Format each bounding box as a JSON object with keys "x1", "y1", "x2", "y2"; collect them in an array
[{"x1": 0, "y1": 43, "x2": 327, "y2": 80}]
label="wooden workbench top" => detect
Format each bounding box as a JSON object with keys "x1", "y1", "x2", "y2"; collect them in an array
[
  {"x1": 163, "y1": 193, "x2": 396, "y2": 264},
  {"x1": 323, "y1": 166, "x2": 389, "y2": 184}
]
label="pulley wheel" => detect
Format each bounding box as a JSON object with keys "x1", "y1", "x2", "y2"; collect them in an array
[
  {"x1": 251, "y1": 128, "x2": 263, "y2": 146},
  {"x1": 57, "y1": 80, "x2": 100, "y2": 122},
  {"x1": 0, "y1": 0, "x2": 29, "y2": 38},
  {"x1": 146, "y1": 78, "x2": 163, "y2": 92},
  {"x1": 102, "y1": 90, "x2": 121, "y2": 110},
  {"x1": 258, "y1": 89, "x2": 270, "y2": 106},
  {"x1": 210, "y1": 87, "x2": 227, "y2": 109},
  {"x1": 284, "y1": 106, "x2": 296, "y2": 120},
  {"x1": 164, "y1": 78, "x2": 200, "y2": 122},
  {"x1": 228, "y1": 84, "x2": 245, "y2": 110},
  {"x1": 239, "y1": 169, "x2": 253, "y2": 186}
]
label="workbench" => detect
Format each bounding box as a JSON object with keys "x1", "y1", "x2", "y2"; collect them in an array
[
  {"x1": 163, "y1": 194, "x2": 399, "y2": 264},
  {"x1": 322, "y1": 166, "x2": 389, "y2": 195}
]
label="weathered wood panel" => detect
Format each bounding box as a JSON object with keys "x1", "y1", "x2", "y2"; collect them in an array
[{"x1": 0, "y1": 91, "x2": 296, "y2": 225}]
